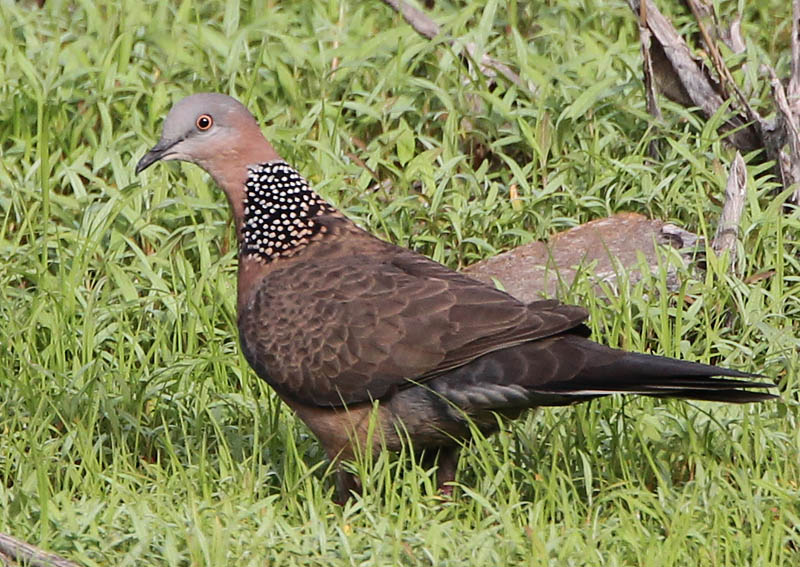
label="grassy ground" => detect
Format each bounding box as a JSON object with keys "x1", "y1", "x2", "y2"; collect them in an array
[{"x1": 1, "y1": 0, "x2": 799, "y2": 564}]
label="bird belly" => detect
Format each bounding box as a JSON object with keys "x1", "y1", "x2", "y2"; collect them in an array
[{"x1": 275, "y1": 383, "x2": 498, "y2": 461}]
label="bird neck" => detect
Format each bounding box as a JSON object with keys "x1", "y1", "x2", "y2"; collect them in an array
[
  {"x1": 239, "y1": 160, "x2": 338, "y2": 263},
  {"x1": 203, "y1": 129, "x2": 281, "y2": 237}
]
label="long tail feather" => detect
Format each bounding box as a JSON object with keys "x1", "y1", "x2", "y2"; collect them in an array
[{"x1": 537, "y1": 338, "x2": 777, "y2": 403}]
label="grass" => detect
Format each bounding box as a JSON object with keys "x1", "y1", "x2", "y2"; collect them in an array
[{"x1": 0, "y1": 0, "x2": 798, "y2": 564}]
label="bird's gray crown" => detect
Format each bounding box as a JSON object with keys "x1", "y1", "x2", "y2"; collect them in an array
[{"x1": 159, "y1": 93, "x2": 250, "y2": 143}]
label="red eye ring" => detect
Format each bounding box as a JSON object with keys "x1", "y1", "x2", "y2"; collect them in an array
[{"x1": 196, "y1": 114, "x2": 213, "y2": 131}]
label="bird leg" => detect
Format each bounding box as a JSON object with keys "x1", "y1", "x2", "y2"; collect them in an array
[
  {"x1": 333, "y1": 467, "x2": 361, "y2": 505},
  {"x1": 333, "y1": 446, "x2": 461, "y2": 503},
  {"x1": 434, "y1": 446, "x2": 460, "y2": 497}
]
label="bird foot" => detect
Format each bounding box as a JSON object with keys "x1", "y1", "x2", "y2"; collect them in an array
[
  {"x1": 334, "y1": 469, "x2": 361, "y2": 505},
  {"x1": 438, "y1": 483, "x2": 455, "y2": 499}
]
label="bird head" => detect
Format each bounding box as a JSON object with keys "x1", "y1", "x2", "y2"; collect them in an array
[
  {"x1": 135, "y1": 92, "x2": 279, "y2": 183},
  {"x1": 135, "y1": 93, "x2": 281, "y2": 226}
]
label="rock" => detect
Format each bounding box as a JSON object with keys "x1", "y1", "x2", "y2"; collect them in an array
[{"x1": 464, "y1": 212, "x2": 699, "y2": 302}]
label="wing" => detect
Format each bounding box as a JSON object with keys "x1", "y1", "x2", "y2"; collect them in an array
[{"x1": 238, "y1": 247, "x2": 588, "y2": 406}]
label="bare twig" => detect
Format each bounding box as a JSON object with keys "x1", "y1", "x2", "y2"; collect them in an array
[
  {"x1": 463, "y1": 42, "x2": 528, "y2": 90},
  {"x1": 628, "y1": 0, "x2": 718, "y2": 112},
  {"x1": 627, "y1": 0, "x2": 762, "y2": 153},
  {"x1": 686, "y1": 0, "x2": 731, "y2": 98},
  {"x1": 686, "y1": 1, "x2": 765, "y2": 137},
  {"x1": 766, "y1": 67, "x2": 800, "y2": 203},
  {"x1": 712, "y1": 152, "x2": 747, "y2": 272},
  {"x1": 637, "y1": 0, "x2": 663, "y2": 157},
  {"x1": 631, "y1": 0, "x2": 800, "y2": 205},
  {"x1": 723, "y1": 16, "x2": 746, "y2": 54},
  {"x1": 0, "y1": 532, "x2": 80, "y2": 567},
  {"x1": 379, "y1": 0, "x2": 530, "y2": 92},
  {"x1": 380, "y1": 0, "x2": 439, "y2": 39},
  {"x1": 791, "y1": 0, "x2": 800, "y2": 99}
]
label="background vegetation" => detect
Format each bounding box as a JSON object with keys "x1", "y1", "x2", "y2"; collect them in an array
[{"x1": 0, "y1": 0, "x2": 798, "y2": 564}]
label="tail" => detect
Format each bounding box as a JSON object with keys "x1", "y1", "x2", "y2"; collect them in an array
[
  {"x1": 533, "y1": 336, "x2": 776, "y2": 404},
  {"x1": 428, "y1": 334, "x2": 777, "y2": 412}
]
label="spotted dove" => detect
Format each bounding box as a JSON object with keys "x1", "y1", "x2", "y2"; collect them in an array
[{"x1": 136, "y1": 93, "x2": 776, "y2": 501}]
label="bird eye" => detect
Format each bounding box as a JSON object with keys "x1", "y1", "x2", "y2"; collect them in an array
[{"x1": 196, "y1": 114, "x2": 213, "y2": 131}]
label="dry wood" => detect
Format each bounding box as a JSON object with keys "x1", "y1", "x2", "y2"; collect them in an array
[
  {"x1": 629, "y1": 0, "x2": 800, "y2": 205},
  {"x1": 638, "y1": 0, "x2": 661, "y2": 118},
  {"x1": 792, "y1": 0, "x2": 800, "y2": 99},
  {"x1": 379, "y1": 0, "x2": 531, "y2": 92},
  {"x1": 380, "y1": 0, "x2": 439, "y2": 39},
  {"x1": 712, "y1": 152, "x2": 747, "y2": 272},
  {"x1": 0, "y1": 532, "x2": 80, "y2": 567},
  {"x1": 688, "y1": 1, "x2": 799, "y2": 205},
  {"x1": 627, "y1": 0, "x2": 762, "y2": 153},
  {"x1": 685, "y1": 1, "x2": 767, "y2": 149},
  {"x1": 686, "y1": 0, "x2": 732, "y2": 98},
  {"x1": 636, "y1": 0, "x2": 664, "y2": 158},
  {"x1": 722, "y1": 16, "x2": 746, "y2": 54},
  {"x1": 766, "y1": 67, "x2": 800, "y2": 203},
  {"x1": 790, "y1": 0, "x2": 800, "y2": 202}
]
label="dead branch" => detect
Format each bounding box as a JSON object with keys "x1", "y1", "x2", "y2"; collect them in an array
[
  {"x1": 629, "y1": 0, "x2": 800, "y2": 205},
  {"x1": 685, "y1": 1, "x2": 767, "y2": 148},
  {"x1": 627, "y1": 0, "x2": 763, "y2": 153},
  {"x1": 791, "y1": 0, "x2": 800, "y2": 99},
  {"x1": 686, "y1": 0, "x2": 732, "y2": 98},
  {"x1": 0, "y1": 532, "x2": 80, "y2": 567},
  {"x1": 712, "y1": 152, "x2": 747, "y2": 273},
  {"x1": 379, "y1": 0, "x2": 439, "y2": 39},
  {"x1": 766, "y1": 67, "x2": 800, "y2": 202},
  {"x1": 637, "y1": 0, "x2": 664, "y2": 158},
  {"x1": 379, "y1": 0, "x2": 531, "y2": 92}
]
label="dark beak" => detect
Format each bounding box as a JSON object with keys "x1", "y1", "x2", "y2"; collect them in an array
[{"x1": 135, "y1": 138, "x2": 179, "y2": 175}]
